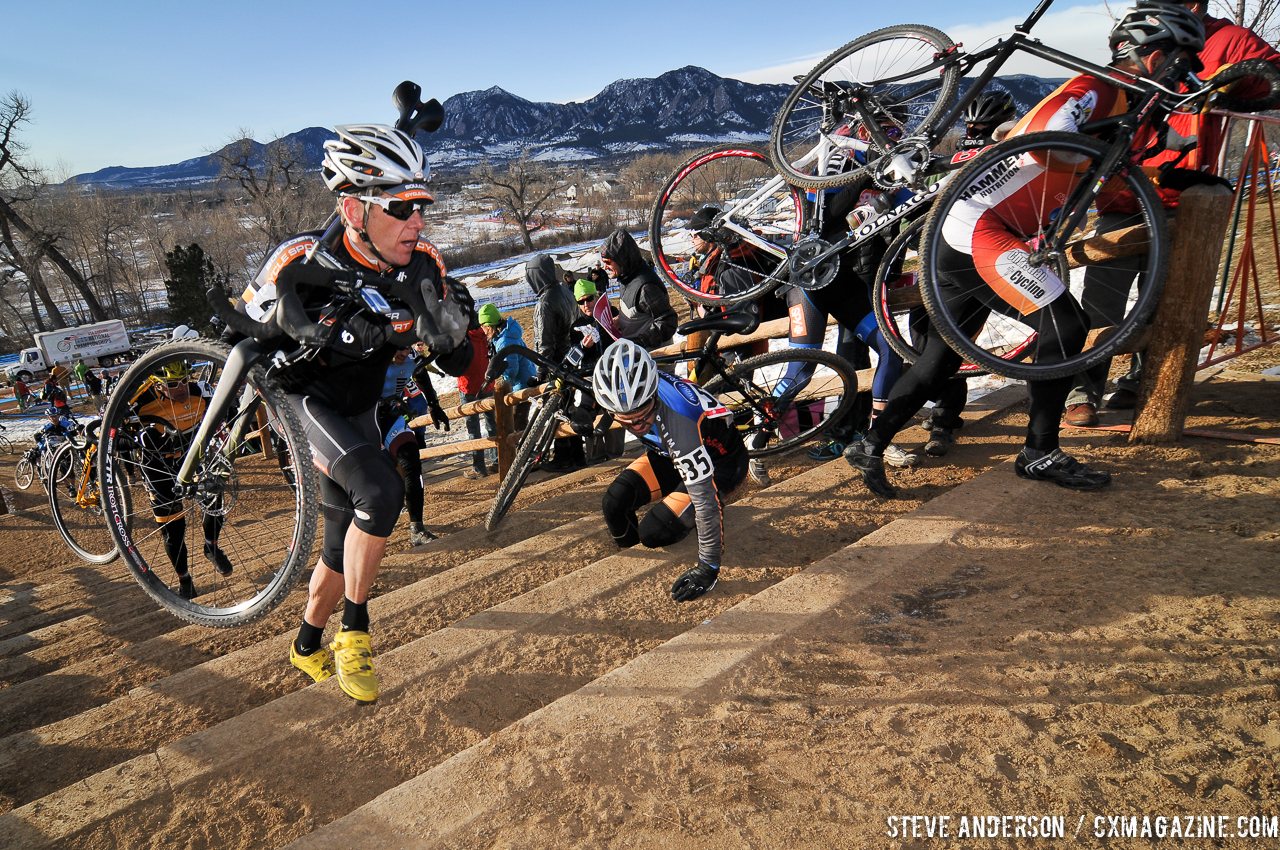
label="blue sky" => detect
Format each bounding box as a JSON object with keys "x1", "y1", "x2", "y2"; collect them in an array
[{"x1": 2, "y1": 0, "x2": 1116, "y2": 178}]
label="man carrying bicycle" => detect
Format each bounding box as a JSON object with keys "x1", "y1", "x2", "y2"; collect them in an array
[
  {"x1": 593, "y1": 339, "x2": 747, "y2": 602},
  {"x1": 244, "y1": 123, "x2": 474, "y2": 703},
  {"x1": 1064, "y1": 0, "x2": 1280, "y2": 424},
  {"x1": 846, "y1": 2, "x2": 1206, "y2": 497}
]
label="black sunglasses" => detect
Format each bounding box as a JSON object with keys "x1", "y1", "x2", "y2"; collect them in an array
[
  {"x1": 358, "y1": 195, "x2": 431, "y2": 221},
  {"x1": 577, "y1": 297, "x2": 594, "y2": 305}
]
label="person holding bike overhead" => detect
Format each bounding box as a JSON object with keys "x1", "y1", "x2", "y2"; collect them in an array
[
  {"x1": 846, "y1": 2, "x2": 1205, "y2": 497},
  {"x1": 957, "y1": 90, "x2": 1018, "y2": 152},
  {"x1": 247, "y1": 123, "x2": 474, "y2": 703},
  {"x1": 594, "y1": 339, "x2": 748, "y2": 602}
]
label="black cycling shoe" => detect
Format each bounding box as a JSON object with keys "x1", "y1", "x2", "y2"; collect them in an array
[
  {"x1": 1014, "y1": 448, "x2": 1111, "y2": 490},
  {"x1": 178, "y1": 575, "x2": 198, "y2": 600},
  {"x1": 671, "y1": 563, "x2": 719, "y2": 602},
  {"x1": 924, "y1": 427, "x2": 955, "y2": 458},
  {"x1": 843, "y1": 440, "x2": 897, "y2": 499},
  {"x1": 204, "y1": 542, "x2": 234, "y2": 577}
]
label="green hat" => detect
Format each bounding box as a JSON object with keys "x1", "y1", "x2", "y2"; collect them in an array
[
  {"x1": 477, "y1": 303, "x2": 502, "y2": 326},
  {"x1": 573, "y1": 279, "x2": 598, "y2": 300}
]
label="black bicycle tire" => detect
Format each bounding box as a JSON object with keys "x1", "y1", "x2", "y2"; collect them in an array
[
  {"x1": 0, "y1": 435, "x2": 13, "y2": 454},
  {"x1": 769, "y1": 24, "x2": 959, "y2": 191},
  {"x1": 1209, "y1": 58, "x2": 1280, "y2": 113},
  {"x1": 649, "y1": 145, "x2": 797, "y2": 306},
  {"x1": 48, "y1": 442, "x2": 127, "y2": 564},
  {"x1": 97, "y1": 338, "x2": 319, "y2": 628},
  {"x1": 14, "y1": 457, "x2": 34, "y2": 490},
  {"x1": 918, "y1": 131, "x2": 1169, "y2": 381},
  {"x1": 703, "y1": 348, "x2": 857, "y2": 457},
  {"x1": 485, "y1": 392, "x2": 565, "y2": 531},
  {"x1": 872, "y1": 216, "x2": 930, "y2": 366}
]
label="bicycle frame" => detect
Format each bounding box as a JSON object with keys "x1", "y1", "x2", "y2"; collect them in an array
[{"x1": 175, "y1": 338, "x2": 270, "y2": 486}]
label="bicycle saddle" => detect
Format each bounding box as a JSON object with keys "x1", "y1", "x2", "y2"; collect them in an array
[{"x1": 677, "y1": 311, "x2": 760, "y2": 337}]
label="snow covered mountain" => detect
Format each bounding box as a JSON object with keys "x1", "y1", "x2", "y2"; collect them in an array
[{"x1": 67, "y1": 68, "x2": 1063, "y2": 189}]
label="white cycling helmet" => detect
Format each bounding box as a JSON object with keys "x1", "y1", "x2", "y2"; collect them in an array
[
  {"x1": 321, "y1": 124, "x2": 430, "y2": 193},
  {"x1": 593, "y1": 339, "x2": 659, "y2": 414}
]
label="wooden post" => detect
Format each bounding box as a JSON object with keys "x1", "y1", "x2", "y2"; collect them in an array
[
  {"x1": 1129, "y1": 184, "x2": 1235, "y2": 444},
  {"x1": 491, "y1": 378, "x2": 514, "y2": 478},
  {"x1": 256, "y1": 406, "x2": 274, "y2": 459}
]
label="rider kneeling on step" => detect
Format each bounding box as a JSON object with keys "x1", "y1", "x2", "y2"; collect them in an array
[{"x1": 593, "y1": 339, "x2": 748, "y2": 602}]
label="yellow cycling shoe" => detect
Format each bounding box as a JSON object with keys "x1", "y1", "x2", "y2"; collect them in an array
[
  {"x1": 289, "y1": 643, "x2": 334, "y2": 683},
  {"x1": 330, "y1": 630, "x2": 379, "y2": 703}
]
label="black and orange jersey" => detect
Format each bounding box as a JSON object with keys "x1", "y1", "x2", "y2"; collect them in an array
[{"x1": 240, "y1": 230, "x2": 452, "y2": 415}]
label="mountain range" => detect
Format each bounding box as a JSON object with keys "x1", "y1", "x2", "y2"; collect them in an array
[{"x1": 68, "y1": 67, "x2": 1065, "y2": 190}]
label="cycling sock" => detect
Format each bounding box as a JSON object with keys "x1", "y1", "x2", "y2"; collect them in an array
[
  {"x1": 295, "y1": 622, "x2": 325, "y2": 655},
  {"x1": 341, "y1": 599, "x2": 369, "y2": 633},
  {"x1": 161, "y1": 520, "x2": 189, "y2": 574}
]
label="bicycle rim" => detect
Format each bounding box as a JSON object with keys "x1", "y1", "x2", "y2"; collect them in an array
[
  {"x1": 97, "y1": 339, "x2": 318, "y2": 628},
  {"x1": 48, "y1": 442, "x2": 125, "y2": 564},
  {"x1": 650, "y1": 146, "x2": 800, "y2": 306},
  {"x1": 703, "y1": 348, "x2": 857, "y2": 457},
  {"x1": 873, "y1": 216, "x2": 991, "y2": 376},
  {"x1": 770, "y1": 24, "x2": 959, "y2": 191},
  {"x1": 919, "y1": 131, "x2": 1168, "y2": 381},
  {"x1": 15, "y1": 458, "x2": 34, "y2": 490},
  {"x1": 486, "y1": 393, "x2": 563, "y2": 531}
]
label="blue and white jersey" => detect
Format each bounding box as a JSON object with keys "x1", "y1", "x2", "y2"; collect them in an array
[{"x1": 637, "y1": 372, "x2": 744, "y2": 567}]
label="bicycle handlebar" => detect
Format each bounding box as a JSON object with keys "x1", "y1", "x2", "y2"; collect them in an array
[{"x1": 487, "y1": 344, "x2": 594, "y2": 394}]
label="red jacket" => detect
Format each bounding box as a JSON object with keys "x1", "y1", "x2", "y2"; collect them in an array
[
  {"x1": 1151, "y1": 16, "x2": 1280, "y2": 176},
  {"x1": 455, "y1": 327, "x2": 490, "y2": 397}
]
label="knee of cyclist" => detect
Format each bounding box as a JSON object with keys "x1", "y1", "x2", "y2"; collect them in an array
[
  {"x1": 349, "y1": 468, "x2": 404, "y2": 538},
  {"x1": 638, "y1": 504, "x2": 692, "y2": 549}
]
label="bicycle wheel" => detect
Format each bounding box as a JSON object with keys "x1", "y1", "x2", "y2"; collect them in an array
[
  {"x1": 703, "y1": 348, "x2": 857, "y2": 457},
  {"x1": 873, "y1": 216, "x2": 1035, "y2": 376},
  {"x1": 918, "y1": 131, "x2": 1168, "y2": 381},
  {"x1": 14, "y1": 457, "x2": 34, "y2": 490},
  {"x1": 48, "y1": 442, "x2": 130, "y2": 564},
  {"x1": 1209, "y1": 58, "x2": 1280, "y2": 112},
  {"x1": 486, "y1": 391, "x2": 564, "y2": 531},
  {"x1": 51, "y1": 444, "x2": 78, "y2": 484},
  {"x1": 0, "y1": 434, "x2": 14, "y2": 454},
  {"x1": 769, "y1": 24, "x2": 959, "y2": 191},
  {"x1": 97, "y1": 338, "x2": 319, "y2": 628},
  {"x1": 649, "y1": 146, "x2": 802, "y2": 307}
]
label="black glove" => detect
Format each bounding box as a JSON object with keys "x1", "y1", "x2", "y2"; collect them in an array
[
  {"x1": 316, "y1": 301, "x2": 390, "y2": 357},
  {"x1": 1158, "y1": 167, "x2": 1234, "y2": 193},
  {"x1": 671, "y1": 561, "x2": 719, "y2": 603},
  {"x1": 415, "y1": 276, "x2": 472, "y2": 355},
  {"x1": 429, "y1": 399, "x2": 450, "y2": 431}
]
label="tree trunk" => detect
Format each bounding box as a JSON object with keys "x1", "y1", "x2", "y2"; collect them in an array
[
  {"x1": 0, "y1": 195, "x2": 106, "y2": 322},
  {"x1": 1129, "y1": 185, "x2": 1235, "y2": 443}
]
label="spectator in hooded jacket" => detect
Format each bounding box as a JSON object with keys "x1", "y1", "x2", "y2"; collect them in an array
[
  {"x1": 599, "y1": 229, "x2": 677, "y2": 350},
  {"x1": 525, "y1": 253, "x2": 586, "y2": 471},
  {"x1": 526, "y1": 254, "x2": 577, "y2": 382}
]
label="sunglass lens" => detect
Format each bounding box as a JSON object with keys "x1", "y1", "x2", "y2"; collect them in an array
[{"x1": 385, "y1": 200, "x2": 425, "y2": 220}]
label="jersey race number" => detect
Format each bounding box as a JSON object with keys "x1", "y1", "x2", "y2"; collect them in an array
[{"x1": 674, "y1": 445, "x2": 714, "y2": 485}]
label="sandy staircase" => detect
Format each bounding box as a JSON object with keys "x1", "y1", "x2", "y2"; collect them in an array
[{"x1": 0, "y1": 389, "x2": 1026, "y2": 850}]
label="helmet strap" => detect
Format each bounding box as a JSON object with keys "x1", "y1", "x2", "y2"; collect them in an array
[{"x1": 341, "y1": 196, "x2": 397, "y2": 271}]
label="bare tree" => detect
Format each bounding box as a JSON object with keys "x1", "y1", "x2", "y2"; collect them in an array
[
  {"x1": 0, "y1": 91, "x2": 109, "y2": 327},
  {"x1": 1214, "y1": 0, "x2": 1280, "y2": 38},
  {"x1": 469, "y1": 152, "x2": 566, "y2": 252},
  {"x1": 212, "y1": 130, "x2": 326, "y2": 254}
]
